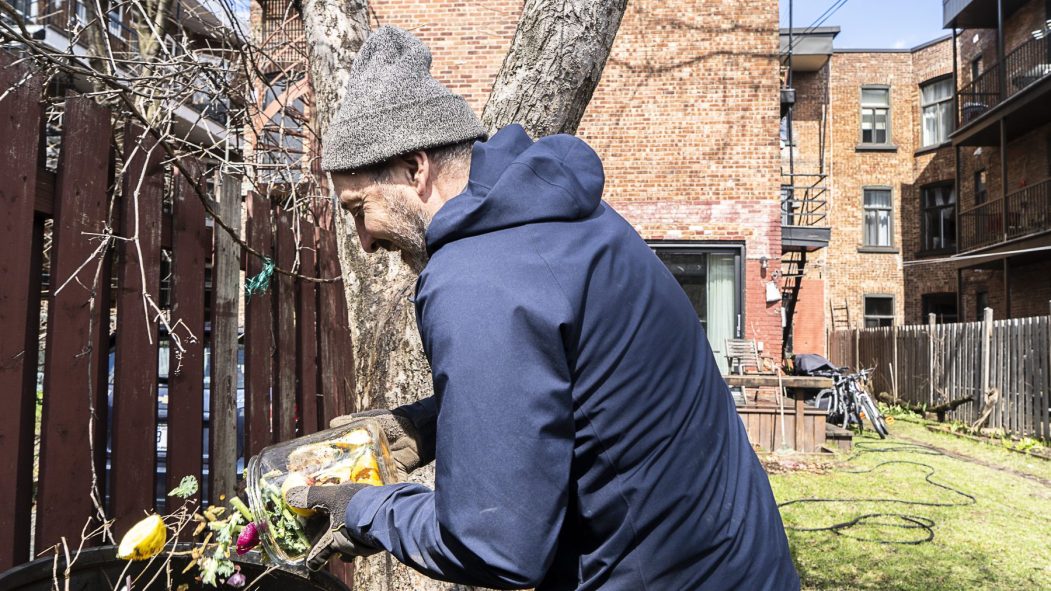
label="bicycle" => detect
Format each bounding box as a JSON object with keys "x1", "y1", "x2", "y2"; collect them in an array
[{"x1": 815, "y1": 368, "x2": 889, "y2": 438}]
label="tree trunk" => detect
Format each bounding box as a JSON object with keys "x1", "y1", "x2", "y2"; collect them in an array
[
  {"x1": 482, "y1": 0, "x2": 628, "y2": 137},
  {"x1": 299, "y1": 1, "x2": 627, "y2": 589}
]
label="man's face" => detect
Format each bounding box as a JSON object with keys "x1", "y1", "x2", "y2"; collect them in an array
[{"x1": 331, "y1": 169, "x2": 431, "y2": 273}]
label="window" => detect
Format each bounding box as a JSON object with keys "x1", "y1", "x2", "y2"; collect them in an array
[
  {"x1": 921, "y1": 78, "x2": 953, "y2": 147},
  {"x1": 864, "y1": 296, "x2": 895, "y2": 327},
  {"x1": 922, "y1": 293, "x2": 958, "y2": 324},
  {"x1": 975, "y1": 169, "x2": 988, "y2": 204},
  {"x1": 860, "y1": 87, "x2": 890, "y2": 144},
  {"x1": 108, "y1": 5, "x2": 123, "y2": 36},
  {"x1": 970, "y1": 55, "x2": 983, "y2": 82},
  {"x1": 781, "y1": 185, "x2": 795, "y2": 225},
  {"x1": 258, "y1": 74, "x2": 308, "y2": 184},
  {"x1": 779, "y1": 116, "x2": 795, "y2": 147},
  {"x1": 922, "y1": 184, "x2": 956, "y2": 251},
  {"x1": 653, "y1": 246, "x2": 742, "y2": 374},
  {"x1": 975, "y1": 290, "x2": 989, "y2": 319},
  {"x1": 9, "y1": 0, "x2": 33, "y2": 18},
  {"x1": 74, "y1": 0, "x2": 88, "y2": 23},
  {"x1": 863, "y1": 188, "x2": 893, "y2": 247}
]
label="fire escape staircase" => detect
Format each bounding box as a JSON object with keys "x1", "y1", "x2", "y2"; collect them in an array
[{"x1": 779, "y1": 56, "x2": 830, "y2": 356}]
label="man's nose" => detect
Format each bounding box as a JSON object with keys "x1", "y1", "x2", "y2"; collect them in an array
[{"x1": 354, "y1": 218, "x2": 378, "y2": 253}]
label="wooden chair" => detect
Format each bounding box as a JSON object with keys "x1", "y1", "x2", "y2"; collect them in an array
[
  {"x1": 725, "y1": 339, "x2": 763, "y2": 375},
  {"x1": 725, "y1": 339, "x2": 781, "y2": 405}
]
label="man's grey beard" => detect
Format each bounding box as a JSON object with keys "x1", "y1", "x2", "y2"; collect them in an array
[{"x1": 381, "y1": 187, "x2": 431, "y2": 274}]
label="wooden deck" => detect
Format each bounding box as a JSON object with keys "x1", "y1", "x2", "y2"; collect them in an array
[{"x1": 724, "y1": 374, "x2": 837, "y2": 453}]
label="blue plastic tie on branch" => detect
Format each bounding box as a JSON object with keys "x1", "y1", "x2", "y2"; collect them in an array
[{"x1": 245, "y1": 256, "x2": 275, "y2": 300}]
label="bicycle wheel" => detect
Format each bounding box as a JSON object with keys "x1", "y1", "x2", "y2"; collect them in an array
[{"x1": 861, "y1": 396, "x2": 889, "y2": 438}]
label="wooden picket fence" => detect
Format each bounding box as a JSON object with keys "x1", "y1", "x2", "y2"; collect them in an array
[
  {"x1": 0, "y1": 55, "x2": 356, "y2": 572},
  {"x1": 829, "y1": 310, "x2": 1051, "y2": 440}
]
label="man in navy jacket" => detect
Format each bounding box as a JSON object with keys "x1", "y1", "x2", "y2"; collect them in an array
[{"x1": 287, "y1": 26, "x2": 799, "y2": 591}]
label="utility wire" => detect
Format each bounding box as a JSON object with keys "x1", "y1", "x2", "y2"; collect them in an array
[{"x1": 781, "y1": 0, "x2": 852, "y2": 59}]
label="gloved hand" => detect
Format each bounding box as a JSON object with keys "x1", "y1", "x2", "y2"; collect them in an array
[
  {"x1": 285, "y1": 482, "x2": 381, "y2": 571},
  {"x1": 330, "y1": 408, "x2": 428, "y2": 480}
]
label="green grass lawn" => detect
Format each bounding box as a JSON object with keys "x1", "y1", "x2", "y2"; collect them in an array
[{"x1": 768, "y1": 417, "x2": 1051, "y2": 591}]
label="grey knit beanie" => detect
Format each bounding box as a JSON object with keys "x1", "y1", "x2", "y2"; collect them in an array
[{"x1": 321, "y1": 26, "x2": 487, "y2": 172}]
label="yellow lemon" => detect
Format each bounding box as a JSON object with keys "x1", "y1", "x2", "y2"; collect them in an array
[
  {"x1": 281, "y1": 472, "x2": 316, "y2": 518},
  {"x1": 117, "y1": 514, "x2": 167, "y2": 561},
  {"x1": 350, "y1": 450, "x2": 384, "y2": 486}
]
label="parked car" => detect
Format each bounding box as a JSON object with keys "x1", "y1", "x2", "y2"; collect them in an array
[{"x1": 105, "y1": 329, "x2": 246, "y2": 510}]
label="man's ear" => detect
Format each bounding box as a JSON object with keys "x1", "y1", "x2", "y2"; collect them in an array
[{"x1": 401, "y1": 150, "x2": 431, "y2": 197}]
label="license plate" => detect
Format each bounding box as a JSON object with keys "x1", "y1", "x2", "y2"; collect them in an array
[{"x1": 157, "y1": 424, "x2": 168, "y2": 452}]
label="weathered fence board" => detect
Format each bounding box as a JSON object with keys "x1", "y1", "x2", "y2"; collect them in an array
[
  {"x1": 0, "y1": 58, "x2": 45, "y2": 570},
  {"x1": 35, "y1": 95, "x2": 112, "y2": 550},
  {"x1": 830, "y1": 312, "x2": 1051, "y2": 439},
  {"x1": 315, "y1": 200, "x2": 355, "y2": 423},
  {"x1": 274, "y1": 208, "x2": 297, "y2": 440},
  {"x1": 0, "y1": 52, "x2": 357, "y2": 570},
  {"x1": 210, "y1": 173, "x2": 242, "y2": 501},
  {"x1": 111, "y1": 125, "x2": 164, "y2": 534},
  {"x1": 297, "y1": 215, "x2": 319, "y2": 435},
  {"x1": 245, "y1": 191, "x2": 274, "y2": 459},
  {"x1": 165, "y1": 162, "x2": 209, "y2": 514}
]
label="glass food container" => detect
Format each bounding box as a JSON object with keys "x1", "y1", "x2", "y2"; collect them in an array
[{"x1": 245, "y1": 419, "x2": 397, "y2": 570}]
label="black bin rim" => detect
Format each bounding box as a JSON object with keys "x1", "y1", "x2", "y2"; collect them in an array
[{"x1": 0, "y1": 544, "x2": 349, "y2": 591}]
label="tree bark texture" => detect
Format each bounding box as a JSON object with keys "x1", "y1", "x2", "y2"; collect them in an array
[
  {"x1": 481, "y1": 0, "x2": 628, "y2": 137},
  {"x1": 299, "y1": 1, "x2": 627, "y2": 589}
]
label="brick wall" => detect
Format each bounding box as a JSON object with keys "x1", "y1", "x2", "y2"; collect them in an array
[
  {"x1": 362, "y1": 0, "x2": 785, "y2": 351},
  {"x1": 957, "y1": 123, "x2": 1051, "y2": 212},
  {"x1": 822, "y1": 49, "x2": 915, "y2": 328},
  {"x1": 954, "y1": 114, "x2": 1050, "y2": 328},
  {"x1": 903, "y1": 39, "x2": 957, "y2": 325},
  {"x1": 1007, "y1": 258, "x2": 1051, "y2": 318},
  {"x1": 791, "y1": 276, "x2": 826, "y2": 355}
]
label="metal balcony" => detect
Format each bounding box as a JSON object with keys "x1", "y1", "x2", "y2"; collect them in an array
[
  {"x1": 959, "y1": 177, "x2": 1051, "y2": 252},
  {"x1": 943, "y1": 0, "x2": 1026, "y2": 28},
  {"x1": 954, "y1": 29, "x2": 1051, "y2": 145},
  {"x1": 781, "y1": 181, "x2": 830, "y2": 251}
]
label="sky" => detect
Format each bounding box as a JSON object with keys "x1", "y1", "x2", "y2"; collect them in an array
[{"x1": 779, "y1": 0, "x2": 949, "y2": 50}]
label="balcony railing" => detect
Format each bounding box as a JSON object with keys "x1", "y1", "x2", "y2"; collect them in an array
[
  {"x1": 1006, "y1": 178, "x2": 1051, "y2": 240},
  {"x1": 958, "y1": 67, "x2": 999, "y2": 125},
  {"x1": 960, "y1": 177, "x2": 1051, "y2": 251},
  {"x1": 959, "y1": 198, "x2": 1003, "y2": 251},
  {"x1": 957, "y1": 29, "x2": 1051, "y2": 126},
  {"x1": 781, "y1": 182, "x2": 828, "y2": 228}
]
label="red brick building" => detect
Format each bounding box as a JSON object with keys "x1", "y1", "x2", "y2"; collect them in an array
[
  {"x1": 785, "y1": 33, "x2": 957, "y2": 337},
  {"x1": 785, "y1": 0, "x2": 1051, "y2": 345},
  {"x1": 253, "y1": 0, "x2": 1051, "y2": 363},
  {"x1": 254, "y1": 1, "x2": 787, "y2": 370},
  {"x1": 946, "y1": 0, "x2": 1051, "y2": 322}
]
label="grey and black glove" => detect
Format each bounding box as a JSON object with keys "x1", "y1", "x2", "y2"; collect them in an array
[
  {"x1": 285, "y1": 482, "x2": 380, "y2": 571},
  {"x1": 330, "y1": 408, "x2": 432, "y2": 480}
]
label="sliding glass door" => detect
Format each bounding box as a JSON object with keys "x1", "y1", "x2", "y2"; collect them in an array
[{"x1": 652, "y1": 245, "x2": 743, "y2": 373}]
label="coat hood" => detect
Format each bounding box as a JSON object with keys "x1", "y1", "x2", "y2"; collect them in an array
[{"x1": 425, "y1": 124, "x2": 605, "y2": 254}]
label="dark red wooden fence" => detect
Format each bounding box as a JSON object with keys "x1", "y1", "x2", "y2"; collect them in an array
[{"x1": 0, "y1": 58, "x2": 356, "y2": 571}]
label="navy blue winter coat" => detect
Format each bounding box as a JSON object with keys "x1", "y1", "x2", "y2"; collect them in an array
[{"x1": 343, "y1": 125, "x2": 800, "y2": 590}]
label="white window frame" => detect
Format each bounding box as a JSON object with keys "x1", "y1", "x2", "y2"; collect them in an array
[
  {"x1": 9, "y1": 0, "x2": 37, "y2": 20},
  {"x1": 920, "y1": 77, "x2": 953, "y2": 147},
  {"x1": 860, "y1": 86, "x2": 891, "y2": 145},
  {"x1": 108, "y1": 3, "x2": 124, "y2": 36},
  {"x1": 862, "y1": 187, "x2": 893, "y2": 248}
]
